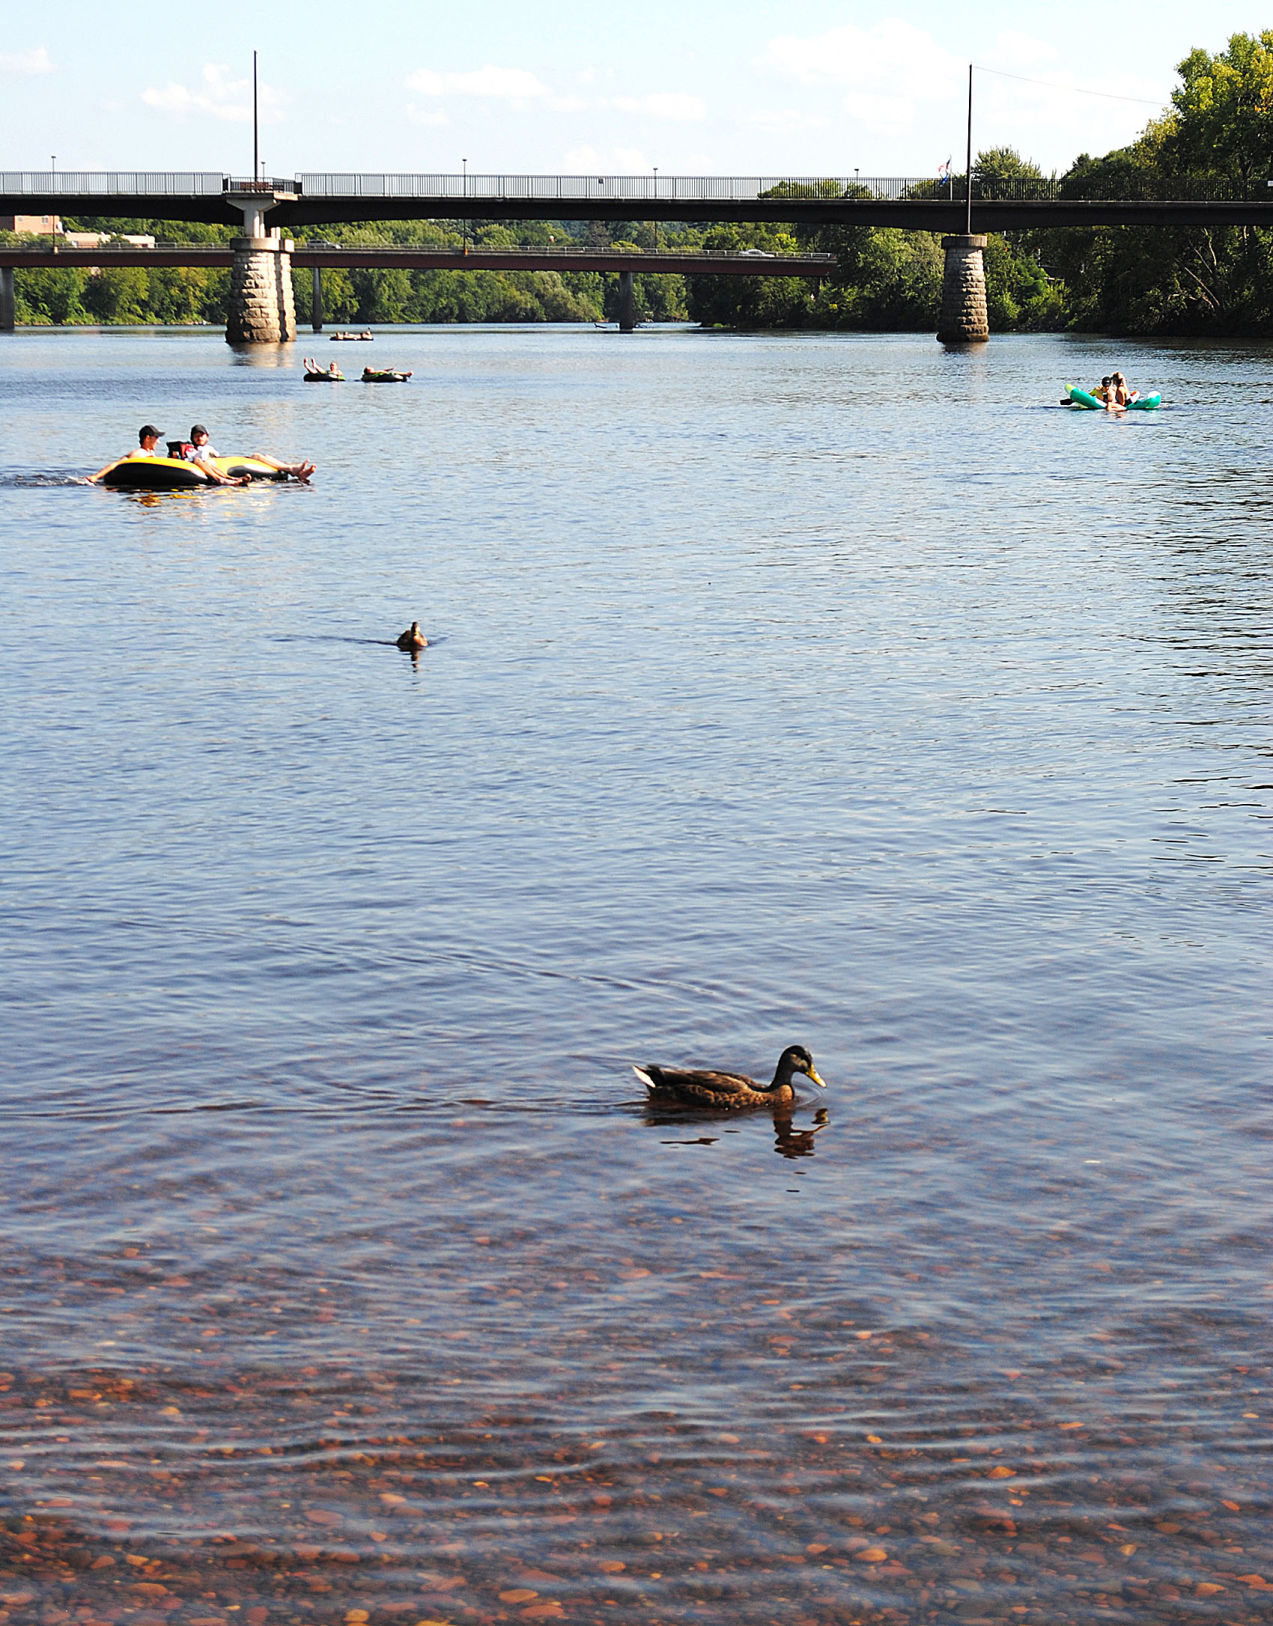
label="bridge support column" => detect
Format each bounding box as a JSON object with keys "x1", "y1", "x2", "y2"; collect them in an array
[
  {"x1": 937, "y1": 234, "x2": 988, "y2": 345},
  {"x1": 0, "y1": 266, "x2": 14, "y2": 332},
  {"x1": 311, "y1": 265, "x2": 324, "y2": 332},
  {"x1": 617, "y1": 270, "x2": 637, "y2": 332},
  {"x1": 226, "y1": 236, "x2": 296, "y2": 345}
]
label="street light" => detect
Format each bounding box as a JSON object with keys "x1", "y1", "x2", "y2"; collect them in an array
[
  {"x1": 462, "y1": 157, "x2": 468, "y2": 250},
  {"x1": 653, "y1": 166, "x2": 658, "y2": 247},
  {"x1": 50, "y1": 156, "x2": 57, "y2": 251}
]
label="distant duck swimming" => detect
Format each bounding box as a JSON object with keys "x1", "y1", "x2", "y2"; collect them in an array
[
  {"x1": 396, "y1": 621, "x2": 427, "y2": 651},
  {"x1": 634, "y1": 1045, "x2": 825, "y2": 1110}
]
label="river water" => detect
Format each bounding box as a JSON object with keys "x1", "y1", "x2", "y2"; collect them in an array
[{"x1": 1, "y1": 325, "x2": 1270, "y2": 1626}]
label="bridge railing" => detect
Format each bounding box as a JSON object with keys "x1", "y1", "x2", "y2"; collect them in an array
[
  {"x1": 0, "y1": 172, "x2": 226, "y2": 194},
  {"x1": 295, "y1": 173, "x2": 934, "y2": 202},
  {"x1": 3, "y1": 170, "x2": 1270, "y2": 204},
  {"x1": 290, "y1": 172, "x2": 1270, "y2": 203},
  {"x1": 287, "y1": 242, "x2": 836, "y2": 259},
  {"x1": 223, "y1": 176, "x2": 301, "y2": 193}
]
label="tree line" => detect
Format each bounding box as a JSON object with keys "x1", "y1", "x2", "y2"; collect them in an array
[
  {"x1": 5, "y1": 35, "x2": 1271, "y2": 337},
  {"x1": 691, "y1": 33, "x2": 1273, "y2": 337}
]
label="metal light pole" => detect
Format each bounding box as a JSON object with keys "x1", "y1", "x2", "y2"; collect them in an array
[
  {"x1": 965, "y1": 63, "x2": 974, "y2": 232},
  {"x1": 462, "y1": 158, "x2": 468, "y2": 250},
  {"x1": 253, "y1": 51, "x2": 260, "y2": 185},
  {"x1": 50, "y1": 156, "x2": 56, "y2": 251},
  {"x1": 653, "y1": 167, "x2": 658, "y2": 247}
]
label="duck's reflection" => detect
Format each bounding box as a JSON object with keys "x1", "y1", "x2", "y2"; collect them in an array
[
  {"x1": 773, "y1": 1106, "x2": 830, "y2": 1159},
  {"x1": 645, "y1": 1105, "x2": 829, "y2": 1159}
]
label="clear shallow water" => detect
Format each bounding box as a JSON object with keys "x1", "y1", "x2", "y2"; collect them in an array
[{"x1": 0, "y1": 325, "x2": 1270, "y2": 1625}]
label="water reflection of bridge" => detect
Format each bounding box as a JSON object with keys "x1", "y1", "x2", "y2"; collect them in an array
[{"x1": 6, "y1": 170, "x2": 1270, "y2": 343}]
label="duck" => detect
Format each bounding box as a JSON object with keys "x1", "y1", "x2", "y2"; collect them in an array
[
  {"x1": 396, "y1": 621, "x2": 427, "y2": 651},
  {"x1": 634, "y1": 1045, "x2": 825, "y2": 1110}
]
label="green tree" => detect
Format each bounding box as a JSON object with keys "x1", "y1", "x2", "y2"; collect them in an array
[
  {"x1": 1167, "y1": 32, "x2": 1273, "y2": 195},
  {"x1": 81, "y1": 267, "x2": 151, "y2": 324},
  {"x1": 685, "y1": 223, "x2": 815, "y2": 328},
  {"x1": 973, "y1": 147, "x2": 1052, "y2": 200},
  {"x1": 14, "y1": 266, "x2": 91, "y2": 324},
  {"x1": 1043, "y1": 39, "x2": 1273, "y2": 335},
  {"x1": 147, "y1": 267, "x2": 224, "y2": 325},
  {"x1": 350, "y1": 267, "x2": 414, "y2": 323},
  {"x1": 813, "y1": 228, "x2": 944, "y2": 330}
]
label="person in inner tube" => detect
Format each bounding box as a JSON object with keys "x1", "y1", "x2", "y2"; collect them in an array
[
  {"x1": 87, "y1": 423, "x2": 167, "y2": 483},
  {"x1": 186, "y1": 424, "x2": 315, "y2": 483},
  {"x1": 184, "y1": 425, "x2": 250, "y2": 486}
]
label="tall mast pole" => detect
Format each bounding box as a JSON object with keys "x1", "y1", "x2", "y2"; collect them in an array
[
  {"x1": 965, "y1": 63, "x2": 973, "y2": 233},
  {"x1": 253, "y1": 51, "x2": 260, "y2": 183}
]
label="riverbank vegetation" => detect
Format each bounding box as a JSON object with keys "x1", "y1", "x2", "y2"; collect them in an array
[{"x1": 5, "y1": 33, "x2": 1271, "y2": 337}]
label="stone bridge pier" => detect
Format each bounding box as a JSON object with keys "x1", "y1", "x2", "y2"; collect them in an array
[
  {"x1": 224, "y1": 188, "x2": 297, "y2": 345},
  {"x1": 226, "y1": 235, "x2": 296, "y2": 345},
  {"x1": 937, "y1": 233, "x2": 989, "y2": 345}
]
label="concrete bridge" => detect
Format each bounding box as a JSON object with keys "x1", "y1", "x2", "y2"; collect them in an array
[
  {"x1": 5, "y1": 170, "x2": 1271, "y2": 344},
  {"x1": 0, "y1": 240, "x2": 836, "y2": 334}
]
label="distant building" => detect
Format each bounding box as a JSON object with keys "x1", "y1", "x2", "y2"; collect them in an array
[
  {"x1": 0, "y1": 213, "x2": 63, "y2": 234},
  {"x1": 62, "y1": 232, "x2": 158, "y2": 249}
]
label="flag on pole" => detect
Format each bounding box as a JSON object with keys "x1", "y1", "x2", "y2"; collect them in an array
[{"x1": 937, "y1": 157, "x2": 952, "y2": 185}]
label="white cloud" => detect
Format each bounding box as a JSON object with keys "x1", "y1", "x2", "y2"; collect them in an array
[
  {"x1": 760, "y1": 20, "x2": 962, "y2": 126},
  {"x1": 611, "y1": 92, "x2": 706, "y2": 121},
  {"x1": 405, "y1": 66, "x2": 550, "y2": 99},
  {"x1": 141, "y1": 63, "x2": 286, "y2": 124},
  {"x1": 0, "y1": 45, "x2": 53, "y2": 75}
]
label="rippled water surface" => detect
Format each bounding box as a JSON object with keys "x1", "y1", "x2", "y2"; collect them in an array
[{"x1": 1, "y1": 325, "x2": 1271, "y2": 1624}]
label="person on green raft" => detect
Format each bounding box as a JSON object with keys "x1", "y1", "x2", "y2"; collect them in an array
[
  {"x1": 1090, "y1": 372, "x2": 1138, "y2": 410},
  {"x1": 186, "y1": 425, "x2": 315, "y2": 483}
]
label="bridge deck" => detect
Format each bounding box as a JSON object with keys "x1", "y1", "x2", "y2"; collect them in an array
[
  {"x1": 0, "y1": 245, "x2": 835, "y2": 276},
  {"x1": 3, "y1": 173, "x2": 1273, "y2": 231}
]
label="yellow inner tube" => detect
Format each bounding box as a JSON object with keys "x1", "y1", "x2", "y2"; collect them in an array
[{"x1": 101, "y1": 456, "x2": 288, "y2": 489}]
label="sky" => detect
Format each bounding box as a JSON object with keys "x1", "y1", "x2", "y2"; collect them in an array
[{"x1": 2, "y1": 1, "x2": 1270, "y2": 183}]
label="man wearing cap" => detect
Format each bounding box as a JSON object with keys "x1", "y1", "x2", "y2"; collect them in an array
[{"x1": 87, "y1": 424, "x2": 167, "y2": 483}]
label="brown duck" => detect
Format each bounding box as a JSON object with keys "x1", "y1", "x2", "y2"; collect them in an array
[
  {"x1": 634, "y1": 1045, "x2": 825, "y2": 1110},
  {"x1": 396, "y1": 621, "x2": 427, "y2": 651}
]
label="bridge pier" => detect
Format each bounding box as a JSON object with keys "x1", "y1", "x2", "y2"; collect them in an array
[
  {"x1": 226, "y1": 235, "x2": 296, "y2": 345},
  {"x1": 0, "y1": 265, "x2": 14, "y2": 332},
  {"x1": 311, "y1": 265, "x2": 324, "y2": 332},
  {"x1": 617, "y1": 270, "x2": 637, "y2": 332},
  {"x1": 937, "y1": 234, "x2": 989, "y2": 345}
]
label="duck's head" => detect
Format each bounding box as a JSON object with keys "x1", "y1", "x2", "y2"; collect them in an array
[{"x1": 779, "y1": 1045, "x2": 825, "y2": 1088}]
